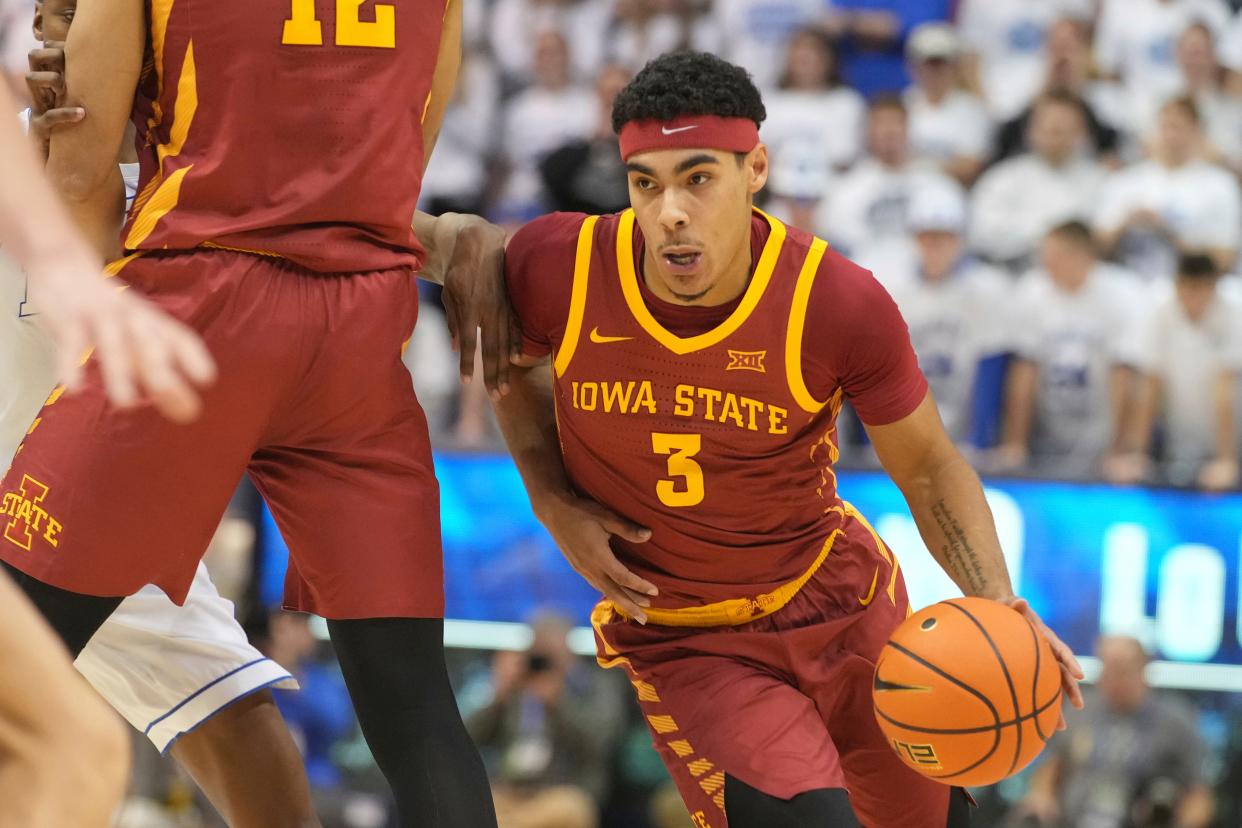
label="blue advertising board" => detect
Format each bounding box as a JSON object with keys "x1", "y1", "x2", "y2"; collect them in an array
[{"x1": 259, "y1": 453, "x2": 1242, "y2": 685}]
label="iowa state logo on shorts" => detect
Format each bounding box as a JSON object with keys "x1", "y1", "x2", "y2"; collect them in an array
[{"x1": 2, "y1": 474, "x2": 63, "y2": 550}]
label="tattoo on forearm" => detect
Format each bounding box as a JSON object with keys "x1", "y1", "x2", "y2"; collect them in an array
[{"x1": 929, "y1": 499, "x2": 988, "y2": 595}]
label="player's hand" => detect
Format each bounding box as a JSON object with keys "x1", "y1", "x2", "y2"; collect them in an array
[
  {"x1": 28, "y1": 251, "x2": 217, "y2": 423},
  {"x1": 536, "y1": 493, "x2": 659, "y2": 623},
  {"x1": 26, "y1": 43, "x2": 82, "y2": 159},
  {"x1": 440, "y1": 216, "x2": 520, "y2": 400},
  {"x1": 1002, "y1": 597, "x2": 1084, "y2": 727}
]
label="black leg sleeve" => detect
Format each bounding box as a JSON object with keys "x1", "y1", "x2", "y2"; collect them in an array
[
  {"x1": 724, "y1": 775, "x2": 863, "y2": 828},
  {"x1": 327, "y1": 616, "x2": 497, "y2": 828},
  {"x1": 2, "y1": 562, "x2": 122, "y2": 657}
]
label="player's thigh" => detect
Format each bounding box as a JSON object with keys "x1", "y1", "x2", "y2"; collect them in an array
[
  {"x1": 601, "y1": 642, "x2": 844, "y2": 828},
  {"x1": 74, "y1": 563, "x2": 295, "y2": 751}
]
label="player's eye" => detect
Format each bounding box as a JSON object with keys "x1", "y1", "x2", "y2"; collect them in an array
[
  {"x1": 633, "y1": 178, "x2": 656, "y2": 191},
  {"x1": 688, "y1": 173, "x2": 710, "y2": 186},
  {"x1": 62, "y1": 9, "x2": 74, "y2": 20}
]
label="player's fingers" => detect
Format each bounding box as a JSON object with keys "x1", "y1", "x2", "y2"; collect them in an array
[
  {"x1": 508, "y1": 308, "x2": 523, "y2": 362},
  {"x1": 1058, "y1": 661, "x2": 1084, "y2": 709},
  {"x1": 594, "y1": 507, "x2": 652, "y2": 544},
  {"x1": 601, "y1": 576, "x2": 648, "y2": 624},
  {"x1": 491, "y1": 311, "x2": 510, "y2": 395},
  {"x1": 605, "y1": 557, "x2": 659, "y2": 598},
  {"x1": 1055, "y1": 711, "x2": 1068, "y2": 732},
  {"x1": 131, "y1": 325, "x2": 200, "y2": 423},
  {"x1": 1048, "y1": 634, "x2": 1084, "y2": 680},
  {"x1": 480, "y1": 309, "x2": 502, "y2": 400},
  {"x1": 38, "y1": 107, "x2": 85, "y2": 127},
  {"x1": 92, "y1": 314, "x2": 138, "y2": 409},
  {"x1": 53, "y1": 317, "x2": 87, "y2": 392}
]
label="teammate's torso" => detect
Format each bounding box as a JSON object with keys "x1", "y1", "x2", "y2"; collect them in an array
[
  {"x1": 553, "y1": 210, "x2": 848, "y2": 615},
  {"x1": 123, "y1": 0, "x2": 445, "y2": 272}
]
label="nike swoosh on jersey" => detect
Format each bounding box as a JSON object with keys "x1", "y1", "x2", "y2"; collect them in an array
[
  {"x1": 589, "y1": 327, "x2": 634, "y2": 344},
  {"x1": 660, "y1": 125, "x2": 698, "y2": 135}
]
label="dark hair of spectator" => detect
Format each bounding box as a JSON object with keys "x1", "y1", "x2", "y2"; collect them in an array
[
  {"x1": 868, "y1": 93, "x2": 907, "y2": 118},
  {"x1": 1032, "y1": 88, "x2": 1090, "y2": 124},
  {"x1": 611, "y1": 51, "x2": 766, "y2": 134},
  {"x1": 1047, "y1": 220, "x2": 1096, "y2": 251},
  {"x1": 777, "y1": 27, "x2": 843, "y2": 90},
  {"x1": 1177, "y1": 251, "x2": 1221, "y2": 281},
  {"x1": 1161, "y1": 94, "x2": 1202, "y2": 125}
]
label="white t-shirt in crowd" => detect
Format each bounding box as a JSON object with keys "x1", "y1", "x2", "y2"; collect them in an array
[
  {"x1": 1220, "y1": 11, "x2": 1242, "y2": 72},
  {"x1": 602, "y1": 12, "x2": 720, "y2": 70},
  {"x1": 762, "y1": 87, "x2": 865, "y2": 200},
  {"x1": 1095, "y1": 0, "x2": 1231, "y2": 117},
  {"x1": 420, "y1": 55, "x2": 499, "y2": 208},
  {"x1": 1127, "y1": 83, "x2": 1242, "y2": 167},
  {"x1": 498, "y1": 84, "x2": 596, "y2": 211},
  {"x1": 488, "y1": 0, "x2": 611, "y2": 82},
  {"x1": 712, "y1": 0, "x2": 829, "y2": 89},
  {"x1": 813, "y1": 159, "x2": 955, "y2": 257},
  {"x1": 878, "y1": 258, "x2": 1015, "y2": 441},
  {"x1": 1135, "y1": 285, "x2": 1242, "y2": 468},
  {"x1": 956, "y1": 0, "x2": 1098, "y2": 120},
  {"x1": 1095, "y1": 158, "x2": 1242, "y2": 279},
  {"x1": 904, "y1": 87, "x2": 993, "y2": 168},
  {"x1": 970, "y1": 153, "x2": 1107, "y2": 264},
  {"x1": 1012, "y1": 263, "x2": 1148, "y2": 473}
]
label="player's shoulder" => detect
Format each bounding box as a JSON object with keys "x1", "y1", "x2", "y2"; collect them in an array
[{"x1": 507, "y1": 212, "x2": 593, "y2": 262}]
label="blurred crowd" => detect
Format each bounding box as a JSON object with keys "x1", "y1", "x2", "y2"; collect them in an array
[{"x1": 5, "y1": 0, "x2": 1242, "y2": 826}]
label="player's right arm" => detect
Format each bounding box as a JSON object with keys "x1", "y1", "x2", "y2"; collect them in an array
[
  {"x1": 0, "y1": 81, "x2": 216, "y2": 422},
  {"x1": 491, "y1": 215, "x2": 658, "y2": 621},
  {"x1": 0, "y1": 573, "x2": 130, "y2": 828}
]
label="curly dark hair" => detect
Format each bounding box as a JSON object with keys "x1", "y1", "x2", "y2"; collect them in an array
[{"x1": 611, "y1": 51, "x2": 766, "y2": 135}]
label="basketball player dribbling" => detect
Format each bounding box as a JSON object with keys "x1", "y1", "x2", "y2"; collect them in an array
[
  {"x1": 0, "y1": 0, "x2": 511, "y2": 824},
  {"x1": 496, "y1": 52, "x2": 1085, "y2": 828}
]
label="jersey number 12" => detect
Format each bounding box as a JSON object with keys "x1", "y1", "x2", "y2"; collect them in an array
[{"x1": 282, "y1": 0, "x2": 395, "y2": 49}]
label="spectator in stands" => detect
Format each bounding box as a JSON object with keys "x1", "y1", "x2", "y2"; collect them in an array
[
  {"x1": 497, "y1": 28, "x2": 596, "y2": 223},
  {"x1": 489, "y1": 0, "x2": 609, "y2": 85},
  {"x1": 902, "y1": 22, "x2": 991, "y2": 186},
  {"x1": 1017, "y1": 636, "x2": 1213, "y2": 828},
  {"x1": 814, "y1": 95, "x2": 953, "y2": 259},
  {"x1": 712, "y1": 0, "x2": 825, "y2": 89},
  {"x1": 993, "y1": 221, "x2": 1146, "y2": 479},
  {"x1": 826, "y1": 0, "x2": 953, "y2": 98},
  {"x1": 1169, "y1": 22, "x2": 1242, "y2": 171},
  {"x1": 540, "y1": 64, "x2": 632, "y2": 215},
  {"x1": 601, "y1": 0, "x2": 715, "y2": 72},
  {"x1": 762, "y1": 26, "x2": 865, "y2": 229},
  {"x1": 1094, "y1": 0, "x2": 1231, "y2": 122},
  {"x1": 876, "y1": 181, "x2": 1012, "y2": 446},
  {"x1": 990, "y1": 16, "x2": 1124, "y2": 165},
  {"x1": 1109, "y1": 253, "x2": 1242, "y2": 491},
  {"x1": 971, "y1": 90, "x2": 1105, "y2": 272},
  {"x1": 1095, "y1": 96, "x2": 1242, "y2": 281},
  {"x1": 418, "y1": 52, "x2": 500, "y2": 218},
  {"x1": 466, "y1": 613, "x2": 624, "y2": 828},
  {"x1": 955, "y1": 0, "x2": 1095, "y2": 121}
]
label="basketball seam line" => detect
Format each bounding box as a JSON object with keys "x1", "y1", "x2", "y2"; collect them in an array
[
  {"x1": 874, "y1": 687, "x2": 1063, "y2": 735},
  {"x1": 943, "y1": 601, "x2": 1024, "y2": 777},
  {"x1": 1025, "y1": 616, "x2": 1052, "y2": 744}
]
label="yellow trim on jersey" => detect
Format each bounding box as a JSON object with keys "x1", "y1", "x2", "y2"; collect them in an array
[
  {"x1": 200, "y1": 241, "x2": 283, "y2": 258},
  {"x1": 785, "y1": 236, "x2": 830, "y2": 413},
  {"x1": 621, "y1": 528, "x2": 842, "y2": 628},
  {"x1": 615, "y1": 208, "x2": 786, "y2": 355},
  {"x1": 126, "y1": 41, "x2": 198, "y2": 249},
  {"x1": 552, "y1": 215, "x2": 599, "y2": 378},
  {"x1": 844, "y1": 502, "x2": 901, "y2": 606},
  {"x1": 591, "y1": 600, "x2": 632, "y2": 670},
  {"x1": 104, "y1": 251, "x2": 146, "y2": 278}
]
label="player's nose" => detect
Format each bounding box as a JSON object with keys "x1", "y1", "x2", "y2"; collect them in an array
[{"x1": 656, "y1": 192, "x2": 690, "y2": 232}]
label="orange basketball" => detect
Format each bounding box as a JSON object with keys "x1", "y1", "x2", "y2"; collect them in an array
[{"x1": 872, "y1": 597, "x2": 1063, "y2": 788}]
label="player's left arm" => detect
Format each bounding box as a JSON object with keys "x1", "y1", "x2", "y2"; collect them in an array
[
  {"x1": 866, "y1": 395, "x2": 1085, "y2": 712},
  {"x1": 419, "y1": 0, "x2": 462, "y2": 162},
  {"x1": 43, "y1": 0, "x2": 142, "y2": 261}
]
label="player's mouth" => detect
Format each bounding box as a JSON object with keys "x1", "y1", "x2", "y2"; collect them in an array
[{"x1": 660, "y1": 248, "x2": 702, "y2": 275}]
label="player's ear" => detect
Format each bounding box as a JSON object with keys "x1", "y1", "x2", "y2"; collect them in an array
[
  {"x1": 746, "y1": 144, "x2": 769, "y2": 196},
  {"x1": 32, "y1": 2, "x2": 44, "y2": 40}
]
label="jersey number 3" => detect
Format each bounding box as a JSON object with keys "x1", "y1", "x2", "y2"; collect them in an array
[
  {"x1": 282, "y1": 0, "x2": 395, "y2": 49},
  {"x1": 652, "y1": 433, "x2": 704, "y2": 508}
]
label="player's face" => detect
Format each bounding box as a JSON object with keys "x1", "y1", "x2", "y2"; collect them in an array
[
  {"x1": 626, "y1": 146, "x2": 769, "y2": 305},
  {"x1": 34, "y1": 0, "x2": 74, "y2": 43}
]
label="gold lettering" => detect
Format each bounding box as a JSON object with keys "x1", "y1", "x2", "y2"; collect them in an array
[
  {"x1": 579, "y1": 382, "x2": 599, "y2": 412},
  {"x1": 602, "y1": 382, "x2": 634, "y2": 414},
  {"x1": 769, "y1": 405, "x2": 788, "y2": 435},
  {"x1": 572, "y1": 381, "x2": 580, "y2": 409},
  {"x1": 16, "y1": 500, "x2": 31, "y2": 523},
  {"x1": 739, "y1": 396, "x2": 763, "y2": 431},
  {"x1": 673, "y1": 384, "x2": 694, "y2": 418},
  {"x1": 634, "y1": 381, "x2": 658, "y2": 414},
  {"x1": 0, "y1": 494, "x2": 15, "y2": 516},
  {"x1": 43, "y1": 518, "x2": 62, "y2": 547},
  {"x1": 29, "y1": 507, "x2": 47, "y2": 532},
  {"x1": 697, "y1": 387, "x2": 722, "y2": 421},
  {"x1": 720, "y1": 393, "x2": 745, "y2": 429}
]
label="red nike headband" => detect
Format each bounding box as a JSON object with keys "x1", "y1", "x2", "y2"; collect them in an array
[{"x1": 618, "y1": 115, "x2": 760, "y2": 161}]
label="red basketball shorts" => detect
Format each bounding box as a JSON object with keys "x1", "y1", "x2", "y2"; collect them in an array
[
  {"x1": 0, "y1": 249, "x2": 443, "y2": 619},
  {"x1": 593, "y1": 513, "x2": 953, "y2": 828}
]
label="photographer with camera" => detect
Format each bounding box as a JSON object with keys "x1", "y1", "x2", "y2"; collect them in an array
[
  {"x1": 1016, "y1": 636, "x2": 1213, "y2": 828},
  {"x1": 467, "y1": 612, "x2": 625, "y2": 828}
]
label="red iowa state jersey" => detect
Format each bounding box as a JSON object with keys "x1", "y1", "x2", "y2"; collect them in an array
[
  {"x1": 121, "y1": 0, "x2": 446, "y2": 272},
  {"x1": 507, "y1": 209, "x2": 929, "y2": 624}
]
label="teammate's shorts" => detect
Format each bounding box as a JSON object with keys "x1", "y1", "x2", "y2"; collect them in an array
[
  {"x1": 593, "y1": 511, "x2": 952, "y2": 828},
  {"x1": 75, "y1": 563, "x2": 296, "y2": 753},
  {"x1": 0, "y1": 249, "x2": 443, "y2": 618}
]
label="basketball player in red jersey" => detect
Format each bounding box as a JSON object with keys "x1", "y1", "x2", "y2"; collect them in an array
[
  {"x1": 497, "y1": 52, "x2": 1085, "y2": 828},
  {"x1": 0, "y1": 0, "x2": 506, "y2": 825}
]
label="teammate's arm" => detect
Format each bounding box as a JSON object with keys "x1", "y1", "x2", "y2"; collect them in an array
[
  {"x1": 493, "y1": 362, "x2": 659, "y2": 622},
  {"x1": 43, "y1": 0, "x2": 141, "y2": 260},
  {"x1": 866, "y1": 393, "x2": 1085, "y2": 711},
  {"x1": 0, "y1": 80, "x2": 215, "y2": 421},
  {"x1": 0, "y1": 572, "x2": 130, "y2": 828},
  {"x1": 420, "y1": 0, "x2": 462, "y2": 160}
]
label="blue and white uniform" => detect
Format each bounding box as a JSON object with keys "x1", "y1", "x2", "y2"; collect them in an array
[{"x1": 1, "y1": 111, "x2": 295, "y2": 753}]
